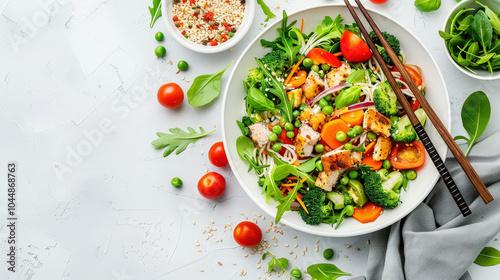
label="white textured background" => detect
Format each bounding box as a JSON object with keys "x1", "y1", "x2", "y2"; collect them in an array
[{"x1": 1, "y1": 0, "x2": 499, "y2": 279}]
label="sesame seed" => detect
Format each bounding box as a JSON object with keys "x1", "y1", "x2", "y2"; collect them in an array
[
  {"x1": 192, "y1": 221, "x2": 196, "y2": 225},
  {"x1": 232, "y1": 262, "x2": 237, "y2": 265},
  {"x1": 200, "y1": 269, "x2": 204, "y2": 272},
  {"x1": 367, "y1": 239, "x2": 371, "y2": 245},
  {"x1": 344, "y1": 255, "x2": 348, "y2": 258},
  {"x1": 346, "y1": 245, "x2": 351, "y2": 249},
  {"x1": 176, "y1": 69, "x2": 180, "y2": 74},
  {"x1": 257, "y1": 265, "x2": 261, "y2": 269},
  {"x1": 289, "y1": 251, "x2": 293, "y2": 255},
  {"x1": 294, "y1": 244, "x2": 298, "y2": 248},
  {"x1": 292, "y1": 236, "x2": 297, "y2": 239},
  {"x1": 355, "y1": 248, "x2": 360, "y2": 251},
  {"x1": 315, "y1": 240, "x2": 319, "y2": 243},
  {"x1": 244, "y1": 254, "x2": 248, "y2": 258},
  {"x1": 201, "y1": 151, "x2": 204, "y2": 155},
  {"x1": 294, "y1": 254, "x2": 297, "y2": 259}
]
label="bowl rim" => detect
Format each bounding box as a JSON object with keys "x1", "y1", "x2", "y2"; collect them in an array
[
  {"x1": 161, "y1": 0, "x2": 256, "y2": 54},
  {"x1": 442, "y1": 0, "x2": 500, "y2": 80},
  {"x1": 222, "y1": 4, "x2": 451, "y2": 237}
]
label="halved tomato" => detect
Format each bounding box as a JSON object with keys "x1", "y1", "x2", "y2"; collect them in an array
[{"x1": 340, "y1": 31, "x2": 373, "y2": 63}]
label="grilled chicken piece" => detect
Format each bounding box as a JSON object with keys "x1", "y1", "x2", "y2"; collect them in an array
[
  {"x1": 373, "y1": 136, "x2": 393, "y2": 161},
  {"x1": 287, "y1": 88, "x2": 302, "y2": 108},
  {"x1": 295, "y1": 124, "x2": 321, "y2": 157},
  {"x1": 298, "y1": 108, "x2": 326, "y2": 131},
  {"x1": 321, "y1": 150, "x2": 354, "y2": 173},
  {"x1": 302, "y1": 71, "x2": 325, "y2": 100},
  {"x1": 363, "y1": 109, "x2": 392, "y2": 137},
  {"x1": 249, "y1": 122, "x2": 271, "y2": 148},
  {"x1": 327, "y1": 63, "x2": 351, "y2": 88},
  {"x1": 315, "y1": 170, "x2": 341, "y2": 192},
  {"x1": 351, "y1": 151, "x2": 362, "y2": 164}
]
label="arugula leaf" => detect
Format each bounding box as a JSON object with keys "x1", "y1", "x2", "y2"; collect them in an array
[
  {"x1": 256, "y1": 0, "x2": 276, "y2": 22},
  {"x1": 454, "y1": 91, "x2": 491, "y2": 156},
  {"x1": 334, "y1": 205, "x2": 350, "y2": 230},
  {"x1": 266, "y1": 253, "x2": 289, "y2": 273},
  {"x1": 301, "y1": 14, "x2": 343, "y2": 55},
  {"x1": 247, "y1": 87, "x2": 275, "y2": 112},
  {"x1": 187, "y1": 61, "x2": 233, "y2": 107},
  {"x1": 474, "y1": 247, "x2": 500, "y2": 266},
  {"x1": 414, "y1": 0, "x2": 441, "y2": 12},
  {"x1": 152, "y1": 127, "x2": 215, "y2": 157},
  {"x1": 307, "y1": 263, "x2": 351, "y2": 280},
  {"x1": 148, "y1": 0, "x2": 162, "y2": 28}
]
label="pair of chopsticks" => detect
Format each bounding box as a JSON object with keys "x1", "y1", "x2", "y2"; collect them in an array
[{"x1": 343, "y1": 0, "x2": 493, "y2": 216}]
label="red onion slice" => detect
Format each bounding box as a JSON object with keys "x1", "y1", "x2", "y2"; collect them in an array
[
  {"x1": 308, "y1": 82, "x2": 346, "y2": 106},
  {"x1": 347, "y1": 101, "x2": 374, "y2": 111}
]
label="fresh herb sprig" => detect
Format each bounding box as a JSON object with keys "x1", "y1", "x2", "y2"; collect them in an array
[
  {"x1": 474, "y1": 247, "x2": 500, "y2": 266},
  {"x1": 149, "y1": 0, "x2": 162, "y2": 28},
  {"x1": 256, "y1": 0, "x2": 276, "y2": 22},
  {"x1": 152, "y1": 126, "x2": 215, "y2": 157},
  {"x1": 187, "y1": 61, "x2": 233, "y2": 107},
  {"x1": 263, "y1": 252, "x2": 289, "y2": 273}
]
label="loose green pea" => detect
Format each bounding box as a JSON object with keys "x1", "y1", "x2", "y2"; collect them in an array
[
  {"x1": 406, "y1": 169, "x2": 417, "y2": 180},
  {"x1": 353, "y1": 125, "x2": 363, "y2": 135},
  {"x1": 311, "y1": 64, "x2": 320, "y2": 72},
  {"x1": 316, "y1": 160, "x2": 324, "y2": 172},
  {"x1": 345, "y1": 205, "x2": 354, "y2": 216},
  {"x1": 292, "y1": 110, "x2": 301, "y2": 119},
  {"x1": 155, "y1": 32, "x2": 164, "y2": 41},
  {"x1": 268, "y1": 132, "x2": 278, "y2": 142},
  {"x1": 315, "y1": 144, "x2": 325, "y2": 153},
  {"x1": 286, "y1": 131, "x2": 295, "y2": 139},
  {"x1": 390, "y1": 116, "x2": 399, "y2": 123},
  {"x1": 322, "y1": 105, "x2": 334, "y2": 115},
  {"x1": 290, "y1": 268, "x2": 302, "y2": 279},
  {"x1": 340, "y1": 176, "x2": 349, "y2": 185},
  {"x1": 171, "y1": 177, "x2": 183, "y2": 188},
  {"x1": 303, "y1": 58, "x2": 313, "y2": 68},
  {"x1": 323, "y1": 248, "x2": 334, "y2": 260},
  {"x1": 325, "y1": 94, "x2": 332, "y2": 101},
  {"x1": 299, "y1": 103, "x2": 308, "y2": 111},
  {"x1": 285, "y1": 122, "x2": 294, "y2": 131},
  {"x1": 272, "y1": 143, "x2": 282, "y2": 152},
  {"x1": 367, "y1": 131, "x2": 377, "y2": 140},
  {"x1": 319, "y1": 98, "x2": 328, "y2": 108},
  {"x1": 347, "y1": 128, "x2": 357, "y2": 139},
  {"x1": 155, "y1": 46, "x2": 166, "y2": 58},
  {"x1": 322, "y1": 64, "x2": 331, "y2": 71},
  {"x1": 272, "y1": 126, "x2": 282, "y2": 135},
  {"x1": 336, "y1": 131, "x2": 347, "y2": 142},
  {"x1": 348, "y1": 170, "x2": 359, "y2": 179},
  {"x1": 383, "y1": 160, "x2": 391, "y2": 170},
  {"x1": 294, "y1": 120, "x2": 302, "y2": 128},
  {"x1": 177, "y1": 60, "x2": 189, "y2": 71},
  {"x1": 344, "y1": 142, "x2": 354, "y2": 150}
]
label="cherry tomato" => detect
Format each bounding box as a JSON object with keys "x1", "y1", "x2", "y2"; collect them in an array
[
  {"x1": 410, "y1": 99, "x2": 420, "y2": 111},
  {"x1": 340, "y1": 30, "x2": 373, "y2": 63},
  {"x1": 157, "y1": 83, "x2": 184, "y2": 108},
  {"x1": 198, "y1": 172, "x2": 226, "y2": 199},
  {"x1": 396, "y1": 66, "x2": 423, "y2": 87},
  {"x1": 209, "y1": 142, "x2": 228, "y2": 167},
  {"x1": 390, "y1": 141, "x2": 425, "y2": 170},
  {"x1": 369, "y1": 0, "x2": 389, "y2": 3},
  {"x1": 233, "y1": 221, "x2": 262, "y2": 248}
]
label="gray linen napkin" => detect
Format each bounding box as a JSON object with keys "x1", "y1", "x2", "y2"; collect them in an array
[{"x1": 352, "y1": 130, "x2": 500, "y2": 280}]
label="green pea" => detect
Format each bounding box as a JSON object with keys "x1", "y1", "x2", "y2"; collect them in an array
[
  {"x1": 390, "y1": 116, "x2": 399, "y2": 123},
  {"x1": 353, "y1": 125, "x2": 363, "y2": 135},
  {"x1": 348, "y1": 170, "x2": 359, "y2": 179},
  {"x1": 272, "y1": 143, "x2": 282, "y2": 152},
  {"x1": 292, "y1": 110, "x2": 301, "y2": 119},
  {"x1": 322, "y1": 64, "x2": 331, "y2": 71},
  {"x1": 171, "y1": 177, "x2": 183, "y2": 188},
  {"x1": 303, "y1": 58, "x2": 314, "y2": 68},
  {"x1": 299, "y1": 103, "x2": 308, "y2": 111},
  {"x1": 345, "y1": 205, "x2": 354, "y2": 216},
  {"x1": 294, "y1": 120, "x2": 302, "y2": 128},
  {"x1": 286, "y1": 131, "x2": 295, "y2": 139},
  {"x1": 319, "y1": 98, "x2": 328, "y2": 108},
  {"x1": 406, "y1": 169, "x2": 417, "y2": 180},
  {"x1": 347, "y1": 128, "x2": 357, "y2": 139},
  {"x1": 311, "y1": 64, "x2": 320, "y2": 72},
  {"x1": 322, "y1": 105, "x2": 334, "y2": 115},
  {"x1": 316, "y1": 160, "x2": 324, "y2": 172},
  {"x1": 382, "y1": 160, "x2": 391, "y2": 170},
  {"x1": 325, "y1": 94, "x2": 332, "y2": 101},
  {"x1": 155, "y1": 32, "x2": 164, "y2": 41},
  {"x1": 155, "y1": 46, "x2": 166, "y2": 58},
  {"x1": 290, "y1": 268, "x2": 302, "y2": 279},
  {"x1": 285, "y1": 122, "x2": 294, "y2": 131},
  {"x1": 323, "y1": 248, "x2": 334, "y2": 260},
  {"x1": 336, "y1": 131, "x2": 347, "y2": 142},
  {"x1": 315, "y1": 144, "x2": 325, "y2": 153},
  {"x1": 280, "y1": 117, "x2": 288, "y2": 125},
  {"x1": 177, "y1": 60, "x2": 189, "y2": 71},
  {"x1": 344, "y1": 142, "x2": 354, "y2": 150},
  {"x1": 268, "y1": 132, "x2": 278, "y2": 142},
  {"x1": 340, "y1": 176, "x2": 349, "y2": 185},
  {"x1": 272, "y1": 126, "x2": 282, "y2": 135},
  {"x1": 367, "y1": 131, "x2": 377, "y2": 140}
]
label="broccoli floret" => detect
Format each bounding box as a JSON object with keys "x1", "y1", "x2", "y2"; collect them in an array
[
  {"x1": 327, "y1": 192, "x2": 345, "y2": 210},
  {"x1": 363, "y1": 170, "x2": 404, "y2": 209},
  {"x1": 260, "y1": 49, "x2": 288, "y2": 74},
  {"x1": 391, "y1": 115, "x2": 417, "y2": 143},
  {"x1": 345, "y1": 23, "x2": 361, "y2": 36},
  {"x1": 373, "y1": 81, "x2": 398, "y2": 117},
  {"x1": 247, "y1": 68, "x2": 264, "y2": 87},
  {"x1": 299, "y1": 187, "x2": 331, "y2": 225},
  {"x1": 369, "y1": 31, "x2": 401, "y2": 65}
]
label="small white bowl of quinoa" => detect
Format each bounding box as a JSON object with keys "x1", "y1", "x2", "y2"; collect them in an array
[{"x1": 162, "y1": 0, "x2": 255, "y2": 53}]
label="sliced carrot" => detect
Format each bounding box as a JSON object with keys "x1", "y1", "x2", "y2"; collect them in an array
[
  {"x1": 333, "y1": 52, "x2": 342, "y2": 57},
  {"x1": 352, "y1": 202, "x2": 382, "y2": 223},
  {"x1": 280, "y1": 187, "x2": 287, "y2": 195},
  {"x1": 286, "y1": 176, "x2": 298, "y2": 180},
  {"x1": 289, "y1": 70, "x2": 307, "y2": 88},
  {"x1": 340, "y1": 109, "x2": 364, "y2": 126},
  {"x1": 364, "y1": 141, "x2": 376, "y2": 154},
  {"x1": 292, "y1": 161, "x2": 300, "y2": 166},
  {"x1": 300, "y1": 177, "x2": 307, "y2": 183},
  {"x1": 284, "y1": 57, "x2": 306, "y2": 86},
  {"x1": 361, "y1": 153, "x2": 383, "y2": 170},
  {"x1": 281, "y1": 183, "x2": 297, "y2": 187},
  {"x1": 320, "y1": 119, "x2": 351, "y2": 149},
  {"x1": 268, "y1": 124, "x2": 274, "y2": 130},
  {"x1": 300, "y1": 18, "x2": 304, "y2": 33}
]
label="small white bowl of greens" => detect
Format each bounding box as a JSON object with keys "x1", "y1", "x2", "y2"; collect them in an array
[{"x1": 440, "y1": 0, "x2": 500, "y2": 80}]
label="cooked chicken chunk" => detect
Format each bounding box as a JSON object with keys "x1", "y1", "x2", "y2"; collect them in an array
[
  {"x1": 373, "y1": 136, "x2": 393, "y2": 161},
  {"x1": 321, "y1": 150, "x2": 354, "y2": 172},
  {"x1": 295, "y1": 124, "x2": 321, "y2": 157},
  {"x1": 327, "y1": 63, "x2": 351, "y2": 88},
  {"x1": 298, "y1": 108, "x2": 326, "y2": 131},
  {"x1": 302, "y1": 71, "x2": 325, "y2": 100},
  {"x1": 315, "y1": 170, "x2": 341, "y2": 192},
  {"x1": 363, "y1": 109, "x2": 392, "y2": 137},
  {"x1": 249, "y1": 122, "x2": 271, "y2": 148},
  {"x1": 287, "y1": 88, "x2": 302, "y2": 108},
  {"x1": 351, "y1": 151, "x2": 362, "y2": 164}
]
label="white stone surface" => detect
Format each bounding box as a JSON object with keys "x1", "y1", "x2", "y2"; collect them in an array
[{"x1": 0, "y1": 0, "x2": 499, "y2": 279}]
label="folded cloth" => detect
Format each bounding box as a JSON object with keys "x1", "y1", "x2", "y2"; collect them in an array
[{"x1": 353, "y1": 130, "x2": 500, "y2": 280}]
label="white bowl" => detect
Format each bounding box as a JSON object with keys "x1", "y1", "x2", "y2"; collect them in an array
[
  {"x1": 442, "y1": 0, "x2": 500, "y2": 80},
  {"x1": 222, "y1": 4, "x2": 451, "y2": 237},
  {"x1": 161, "y1": 0, "x2": 255, "y2": 53}
]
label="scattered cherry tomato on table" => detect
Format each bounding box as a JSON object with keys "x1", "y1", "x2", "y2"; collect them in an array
[
  {"x1": 209, "y1": 142, "x2": 228, "y2": 167},
  {"x1": 198, "y1": 172, "x2": 226, "y2": 199},
  {"x1": 233, "y1": 221, "x2": 262, "y2": 248},
  {"x1": 340, "y1": 30, "x2": 373, "y2": 63},
  {"x1": 157, "y1": 83, "x2": 184, "y2": 108},
  {"x1": 369, "y1": 0, "x2": 389, "y2": 3}
]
